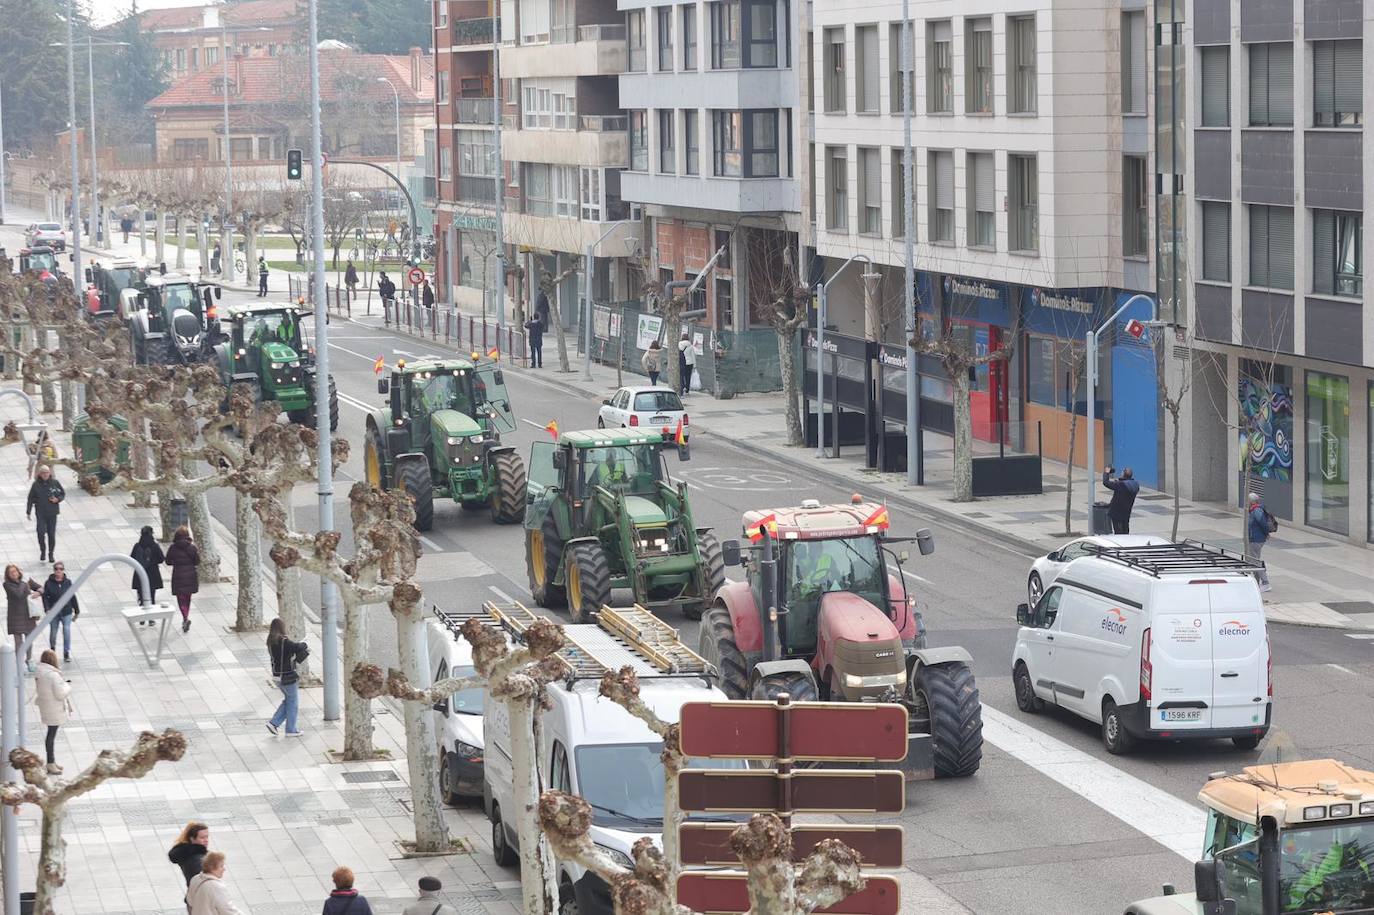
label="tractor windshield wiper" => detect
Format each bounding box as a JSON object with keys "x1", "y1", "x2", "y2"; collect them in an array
[{"x1": 588, "y1": 803, "x2": 663, "y2": 826}]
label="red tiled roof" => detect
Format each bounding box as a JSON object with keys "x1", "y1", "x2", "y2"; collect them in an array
[{"x1": 148, "y1": 50, "x2": 434, "y2": 109}]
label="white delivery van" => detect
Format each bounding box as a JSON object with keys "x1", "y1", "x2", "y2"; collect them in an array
[
  {"x1": 426, "y1": 612, "x2": 488, "y2": 804},
  {"x1": 1011, "y1": 540, "x2": 1270, "y2": 755},
  {"x1": 483, "y1": 603, "x2": 744, "y2": 915}
]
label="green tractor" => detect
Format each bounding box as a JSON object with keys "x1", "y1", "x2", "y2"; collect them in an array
[
  {"x1": 523, "y1": 428, "x2": 725, "y2": 623},
  {"x1": 363, "y1": 358, "x2": 526, "y2": 531},
  {"x1": 213, "y1": 303, "x2": 338, "y2": 431}
]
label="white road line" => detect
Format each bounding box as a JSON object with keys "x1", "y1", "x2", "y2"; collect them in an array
[
  {"x1": 419, "y1": 535, "x2": 444, "y2": 553},
  {"x1": 328, "y1": 340, "x2": 383, "y2": 363},
  {"x1": 1344, "y1": 633, "x2": 1374, "y2": 640},
  {"x1": 488, "y1": 585, "x2": 515, "y2": 603},
  {"x1": 901, "y1": 569, "x2": 932, "y2": 584},
  {"x1": 1327, "y1": 663, "x2": 1357, "y2": 675},
  {"x1": 520, "y1": 418, "x2": 549, "y2": 431},
  {"x1": 336, "y1": 392, "x2": 372, "y2": 413},
  {"x1": 980, "y1": 706, "x2": 1205, "y2": 861}
]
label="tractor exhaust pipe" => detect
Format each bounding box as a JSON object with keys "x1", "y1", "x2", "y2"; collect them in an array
[{"x1": 761, "y1": 530, "x2": 780, "y2": 662}]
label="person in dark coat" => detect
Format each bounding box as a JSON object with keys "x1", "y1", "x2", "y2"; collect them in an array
[
  {"x1": 1101, "y1": 466, "x2": 1140, "y2": 534},
  {"x1": 322, "y1": 866, "x2": 374, "y2": 915},
  {"x1": 26, "y1": 464, "x2": 65, "y2": 563},
  {"x1": 168, "y1": 821, "x2": 211, "y2": 887},
  {"x1": 378, "y1": 272, "x2": 396, "y2": 309},
  {"x1": 534, "y1": 289, "x2": 550, "y2": 331},
  {"x1": 42, "y1": 562, "x2": 77, "y2": 661},
  {"x1": 266, "y1": 618, "x2": 308, "y2": 736},
  {"x1": 523, "y1": 315, "x2": 544, "y2": 368},
  {"x1": 130, "y1": 525, "x2": 165, "y2": 606},
  {"x1": 421, "y1": 280, "x2": 435, "y2": 308},
  {"x1": 344, "y1": 261, "x2": 359, "y2": 299},
  {"x1": 257, "y1": 256, "x2": 269, "y2": 297},
  {"x1": 5, "y1": 564, "x2": 42, "y2": 672},
  {"x1": 165, "y1": 526, "x2": 200, "y2": 633}
]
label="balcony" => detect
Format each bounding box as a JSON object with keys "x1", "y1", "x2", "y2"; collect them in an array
[
  {"x1": 504, "y1": 211, "x2": 641, "y2": 256},
  {"x1": 620, "y1": 171, "x2": 800, "y2": 214},
  {"x1": 502, "y1": 127, "x2": 627, "y2": 167},
  {"x1": 451, "y1": 16, "x2": 495, "y2": 47},
  {"x1": 500, "y1": 27, "x2": 626, "y2": 77},
  {"x1": 457, "y1": 175, "x2": 498, "y2": 204},
  {"x1": 619, "y1": 66, "x2": 798, "y2": 111},
  {"x1": 580, "y1": 114, "x2": 627, "y2": 132},
  {"x1": 456, "y1": 98, "x2": 497, "y2": 124}
]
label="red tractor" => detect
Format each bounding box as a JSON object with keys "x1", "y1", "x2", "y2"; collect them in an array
[{"x1": 702, "y1": 496, "x2": 983, "y2": 778}]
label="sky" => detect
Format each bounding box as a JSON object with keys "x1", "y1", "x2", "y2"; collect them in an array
[{"x1": 89, "y1": 0, "x2": 208, "y2": 27}]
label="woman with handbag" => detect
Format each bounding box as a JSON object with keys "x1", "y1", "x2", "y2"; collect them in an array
[
  {"x1": 266, "y1": 618, "x2": 308, "y2": 736},
  {"x1": 5, "y1": 564, "x2": 43, "y2": 672},
  {"x1": 34, "y1": 649, "x2": 71, "y2": 774}
]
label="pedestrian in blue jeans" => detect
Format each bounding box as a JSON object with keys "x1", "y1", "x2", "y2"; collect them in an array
[
  {"x1": 42, "y1": 563, "x2": 77, "y2": 662},
  {"x1": 266, "y1": 618, "x2": 308, "y2": 736}
]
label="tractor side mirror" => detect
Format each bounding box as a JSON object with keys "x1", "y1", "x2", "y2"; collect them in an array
[
  {"x1": 137, "y1": 293, "x2": 148, "y2": 308},
  {"x1": 214, "y1": 286, "x2": 222, "y2": 300},
  {"x1": 84, "y1": 268, "x2": 93, "y2": 284},
  {"x1": 722, "y1": 540, "x2": 742, "y2": 567},
  {"x1": 1193, "y1": 861, "x2": 1220, "y2": 904},
  {"x1": 552, "y1": 450, "x2": 566, "y2": 471},
  {"x1": 602, "y1": 398, "x2": 611, "y2": 406},
  {"x1": 1016, "y1": 602, "x2": 1030, "y2": 625},
  {"x1": 492, "y1": 370, "x2": 504, "y2": 385},
  {"x1": 678, "y1": 442, "x2": 691, "y2": 461},
  {"x1": 377, "y1": 378, "x2": 389, "y2": 395},
  {"x1": 915, "y1": 528, "x2": 935, "y2": 555}
]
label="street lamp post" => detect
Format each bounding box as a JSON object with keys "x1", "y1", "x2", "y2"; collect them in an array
[
  {"x1": 63, "y1": 0, "x2": 82, "y2": 295},
  {"x1": 375, "y1": 77, "x2": 402, "y2": 205},
  {"x1": 0, "y1": 71, "x2": 7, "y2": 225},
  {"x1": 221, "y1": 20, "x2": 234, "y2": 284},
  {"x1": 814, "y1": 254, "x2": 871, "y2": 458},
  {"x1": 1084, "y1": 293, "x2": 1158, "y2": 527},
  {"x1": 86, "y1": 36, "x2": 100, "y2": 245}
]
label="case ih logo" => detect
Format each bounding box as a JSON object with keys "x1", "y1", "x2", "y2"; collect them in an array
[
  {"x1": 1100, "y1": 608, "x2": 1129, "y2": 635},
  {"x1": 1218, "y1": 619, "x2": 1252, "y2": 636}
]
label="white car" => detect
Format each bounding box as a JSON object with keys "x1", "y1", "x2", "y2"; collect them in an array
[
  {"x1": 25, "y1": 223, "x2": 66, "y2": 251},
  {"x1": 426, "y1": 616, "x2": 486, "y2": 804},
  {"x1": 1027, "y1": 534, "x2": 1169, "y2": 607},
  {"x1": 597, "y1": 385, "x2": 688, "y2": 442}
]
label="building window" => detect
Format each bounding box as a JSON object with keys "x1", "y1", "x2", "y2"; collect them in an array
[
  {"x1": 555, "y1": 165, "x2": 577, "y2": 216},
  {"x1": 709, "y1": 0, "x2": 740, "y2": 68},
  {"x1": 1121, "y1": 10, "x2": 1146, "y2": 114},
  {"x1": 684, "y1": 109, "x2": 700, "y2": 174},
  {"x1": 1313, "y1": 40, "x2": 1362, "y2": 127},
  {"x1": 855, "y1": 25, "x2": 879, "y2": 113},
  {"x1": 889, "y1": 22, "x2": 913, "y2": 114},
  {"x1": 519, "y1": 0, "x2": 550, "y2": 43},
  {"x1": 858, "y1": 146, "x2": 880, "y2": 234},
  {"x1": 580, "y1": 167, "x2": 602, "y2": 220},
  {"x1": 748, "y1": 109, "x2": 778, "y2": 176},
  {"x1": 1305, "y1": 371, "x2": 1350, "y2": 535},
  {"x1": 683, "y1": 4, "x2": 698, "y2": 69},
  {"x1": 715, "y1": 276, "x2": 734, "y2": 328},
  {"x1": 1200, "y1": 200, "x2": 1231, "y2": 282},
  {"x1": 439, "y1": 146, "x2": 452, "y2": 180},
  {"x1": 928, "y1": 150, "x2": 953, "y2": 243},
  {"x1": 175, "y1": 48, "x2": 186, "y2": 72},
  {"x1": 712, "y1": 110, "x2": 742, "y2": 176},
  {"x1": 891, "y1": 149, "x2": 909, "y2": 238},
  {"x1": 1123, "y1": 155, "x2": 1148, "y2": 258},
  {"x1": 629, "y1": 110, "x2": 648, "y2": 170},
  {"x1": 172, "y1": 138, "x2": 209, "y2": 161},
  {"x1": 1249, "y1": 204, "x2": 1294, "y2": 289},
  {"x1": 189, "y1": 47, "x2": 199, "y2": 71},
  {"x1": 1007, "y1": 15, "x2": 1037, "y2": 113},
  {"x1": 826, "y1": 146, "x2": 847, "y2": 230},
  {"x1": 823, "y1": 27, "x2": 845, "y2": 112},
  {"x1": 206, "y1": 46, "x2": 219, "y2": 66},
  {"x1": 1200, "y1": 46, "x2": 1229, "y2": 127},
  {"x1": 1008, "y1": 153, "x2": 1038, "y2": 251},
  {"x1": 659, "y1": 109, "x2": 676, "y2": 173},
  {"x1": 657, "y1": 7, "x2": 674, "y2": 70},
  {"x1": 1248, "y1": 42, "x2": 1293, "y2": 127},
  {"x1": 926, "y1": 21, "x2": 952, "y2": 113},
  {"x1": 437, "y1": 71, "x2": 451, "y2": 104},
  {"x1": 965, "y1": 18, "x2": 992, "y2": 114},
  {"x1": 437, "y1": 0, "x2": 448, "y2": 26},
  {"x1": 628, "y1": 9, "x2": 647, "y2": 71},
  {"x1": 967, "y1": 151, "x2": 994, "y2": 248},
  {"x1": 746, "y1": 0, "x2": 777, "y2": 67},
  {"x1": 524, "y1": 162, "x2": 550, "y2": 214},
  {"x1": 521, "y1": 79, "x2": 575, "y2": 129},
  {"x1": 1025, "y1": 336, "x2": 1057, "y2": 406},
  {"x1": 1313, "y1": 209, "x2": 1362, "y2": 296},
  {"x1": 715, "y1": 228, "x2": 731, "y2": 266}
]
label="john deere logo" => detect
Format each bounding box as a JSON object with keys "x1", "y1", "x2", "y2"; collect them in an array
[
  {"x1": 1101, "y1": 608, "x2": 1128, "y2": 635},
  {"x1": 1218, "y1": 619, "x2": 1251, "y2": 636}
]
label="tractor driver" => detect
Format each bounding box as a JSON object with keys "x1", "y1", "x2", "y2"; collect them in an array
[
  {"x1": 1286, "y1": 834, "x2": 1374, "y2": 910},
  {"x1": 588, "y1": 448, "x2": 631, "y2": 492},
  {"x1": 788, "y1": 541, "x2": 841, "y2": 604}
]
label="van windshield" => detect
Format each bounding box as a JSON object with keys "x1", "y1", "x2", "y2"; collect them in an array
[{"x1": 575, "y1": 743, "x2": 745, "y2": 829}]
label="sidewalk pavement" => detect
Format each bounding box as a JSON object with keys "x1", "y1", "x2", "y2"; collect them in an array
[
  {"x1": 354, "y1": 311, "x2": 1374, "y2": 632},
  {"x1": 0, "y1": 399, "x2": 522, "y2": 915}
]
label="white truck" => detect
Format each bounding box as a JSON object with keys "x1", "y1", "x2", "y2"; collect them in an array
[{"x1": 483, "y1": 603, "x2": 744, "y2": 915}]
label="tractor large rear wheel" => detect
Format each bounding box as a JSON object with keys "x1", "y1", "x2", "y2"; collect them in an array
[
  {"x1": 566, "y1": 541, "x2": 611, "y2": 624},
  {"x1": 688, "y1": 529, "x2": 726, "y2": 620},
  {"x1": 145, "y1": 336, "x2": 176, "y2": 366},
  {"x1": 750, "y1": 670, "x2": 819, "y2": 703},
  {"x1": 909, "y1": 662, "x2": 983, "y2": 778},
  {"x1": 296, "y1": 374, "x2": 339, "y2": 433},
  {"x1": 527, "y1": 512, "x2": 565, "y2": 609},
  {"x1": 489, "y1": 450, "x2": 527, "y2": 525},
  {"x1": 699, "y1": 606, "x2": 749, "y2": 700},
  {"x1": 396, "y1": 458, "x2": 435, "y2": 531}
]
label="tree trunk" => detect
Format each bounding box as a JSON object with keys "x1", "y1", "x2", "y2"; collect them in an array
[
  {"x1": 154, "y1": 210, "x2": 166, "y2": 266},
  {"x1": 1170, "y1": 409, "x2": 1182, "y2": 541},
  {"x1": 777, "y1": 325, "x2": 803, "y2": 446},
  {"x1": 22, "y1": 324, "x2": 36, "y2": 395},
  {"x1": 1063, "y1": 409, "x2": 1079, "y2": 534},
  {"x1": 39, "y1": 328, "x2": 57, "y2": 413},
  {"x1": 221, "y1": 225, "x2": 233, "y2": 283},
  {"x1": 138, "y1": 206, "x2": 147, "y2": 256},
  {"x1": 511, "y1": 699, "x2": 557, "y2": 915},
  {"x1": 396, "y1": 603, "x2": 450, "y2": 852},
  {"x1": 57, "y1": 328, "x2": 75, "y2": 433},
  {"x1": 197, "y1": 215, "x2": 209, "y2": 273},
  {"x1": 341, "y1": 591, "x2": 374, "y2": 759},
  {"x1": 184, "y1": 461, "x2": 221, "y2": 582},
  {"x1": 234, "y1": 489, "x2": 264, "y2": 631},
  {"x1": 131, "y1": 417, "x2": 152, "y2": 509},
  {"x1": 175, "y1": 216, "x2": 188, "y2": 269},
  {"x1": 245, "y1": 225, "x2": 259, "y2": 288},
  {"x1": 275, "y1": 495, "x2": 309, "y2": 678},
  {"x1": 663, "y1": 300, "x2": 682, "y2": 395},
  {"x1": 549, "y1": 283, "x2": 572, "y2": 373},
  {"x1": 951, "y1": 367, "x2": 974, "y2": 502},
  {"x1": 32, "y1": 800, "x2": 67, "y2": 915}
]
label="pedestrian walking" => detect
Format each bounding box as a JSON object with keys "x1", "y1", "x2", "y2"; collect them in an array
[
  {"x1": 641, "y1": 340, "x2": 663, "y2": 386},
  {"x1": 27, "y1": 464, "x2": 65, "y2": 563},
  {"x1": 677, "y1": 332, "x2": 696, "y2": 395},
  {"x1": 210, "y1": 243, "x2": 221, "y2": 275},
  {"x1": 186, "y1": 852, "x2": 249, "y2": 915},
  {"x1": 378, "y1": 271, "x2": 396, "y2": 315},
  {"x1": 322, "y1": 867, "x2": 374, "y2": 915},
  {"x1": 422, "y1": 279, "x2": 435, "y2": 309},
  {"x1": 257, "y1": 256, "x2": 269, "y2": 297},
  {"x1": 523, "y1": 314, "x2": 544, "y2": 368},
  {"x1": 42, "y1": 562, "x2": 77, "y2": 661},
  {"x1": 266, "y1": 618, "x2": 308, "y2": 737},
  {"x1": 168, "y1": 822, "x2": 211, "y2": 887},
  {"x1": 344, "y1": 261, "x2": 359, "y2": 300},
  {"x1": 1100, "y1": 466, "x2": 1139, "y2": 534},
  {"x1": 5, "y1": 564, "x2": 42, "y2": 672},
  {"x1": 165, "y1": 526, "x2": 200, "y2": 633},
  {"x1": 34, "y1": 650, "x2": 70, "y2": 774},
  {"x1": 121, "y1": 216, "x2": 133, "y2": 244},
  {"x1": 131, "y1": 525, "x2": 165, "y2": 606},
  {"x1": 1246, "y1": 492, "x2": 1276, "y2": 593},
  {"x1": 402, "y1": 877, "x2": 457, "y2": 915},
  {"x1": 535, "y1": 289, "x2": 550, "y2": 331}
]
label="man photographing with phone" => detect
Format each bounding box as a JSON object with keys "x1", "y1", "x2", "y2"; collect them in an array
[{"x1": 1101, "y1": 465, "x2": 1139, "y2": 534}]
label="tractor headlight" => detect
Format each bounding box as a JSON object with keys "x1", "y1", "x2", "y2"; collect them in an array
[
  {"x1": 447, "y1": 437, "x2": 461, "y2": 445},
  {"x1": 635, "y1": 533, "x2": 670, "y2": 554},
  {"x1": 844, "y1": 674, "x2": 864, "y2": 689},
  {"x1": 289, "y1": 360, "x2": 300, "y2": 368},
  {"x1": 468, "y1": 434, "x2": 484, "y2": 444}
]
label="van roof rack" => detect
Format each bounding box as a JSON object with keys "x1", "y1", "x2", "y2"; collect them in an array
[{"x1": 1081, "y1": 539, "x2": 1265, "y2": 578}]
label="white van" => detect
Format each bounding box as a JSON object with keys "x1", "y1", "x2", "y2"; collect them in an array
[
  {"x1": 1011, "y1": 540, "x2": 1271, "y2": 754},
  {"x1": 426, "y1": 614, "x2": 487, "y2": 804},
  {"x1": 484, "y1": 604, "x2": 744, "y2": 915}
]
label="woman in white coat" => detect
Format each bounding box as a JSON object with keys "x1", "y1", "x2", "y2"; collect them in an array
[
  {"x1": 186, "y1": 852, "x2": 249, "y2": 915},
  {"x1": 34, "y1": 649, "x2": 70, "y2": 775}
]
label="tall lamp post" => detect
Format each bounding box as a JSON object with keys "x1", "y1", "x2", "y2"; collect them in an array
[
  {"x1": 814, "y1": 254, "x2": 871, "y2": 457},
  {"x1": 375, "y1": 77, "x2": 402, "y2": 203},
  {"x1": 221, "y1": 18, "x2": 235, "y2": 283},
  {"x1": 51, "y1": 35, "x2": 129, "y2": 249},
  {"x1": 0, "y1": 71, "x2": 7, "y2": 225},
  {"x1": 63, "y1": 0, "x2": 82, "y2": 294}
]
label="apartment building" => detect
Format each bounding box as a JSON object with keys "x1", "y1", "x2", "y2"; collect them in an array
[
  {"x1": 808, "y1": 0, "x2": 1159, "y2": 478},
  {"x1": 115, "y1": 1, "x2": 303, "y2": 81},
  {"x1": 615, "y1": 0, "x2": 805, "y2": 332},
  {"x1": 1180, "y1": 0, "x2": 1373, "y2": 545}
]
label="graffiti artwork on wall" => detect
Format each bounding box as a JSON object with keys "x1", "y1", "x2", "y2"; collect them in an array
[{"x1": 1239, "y1": 377, "x2": 1294, "y2": 481}]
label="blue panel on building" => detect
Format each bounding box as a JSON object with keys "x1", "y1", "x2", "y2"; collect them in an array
[{"x1": 1109, "y1": 293, "x2": 1160, "y2": 489}]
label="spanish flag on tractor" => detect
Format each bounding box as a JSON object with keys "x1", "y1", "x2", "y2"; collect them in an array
[
  {"x1": 487, "y1": 347, "x2": 500, "y2": 361},
  {"x1": 544, "y1": 419, "x2": 559, "y2": 439},
  {"x1": 373, "y1": 356, "x2": 385, "y2": 375},
  {"x1": 746, "y1": 513, "x2": 778, "y2": 542},
  {"x1": 861, "y1": 505, "x2": 891, "y2": 531},
  {"x1": 674, "y1": 417, "x2": 687, "y2": 445}
]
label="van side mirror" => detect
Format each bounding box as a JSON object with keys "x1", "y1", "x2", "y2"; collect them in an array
[
  {"x1": 377, "y1": 378, "x2": 389, "y2": 395},
  {"x1": 1016, "y1": 602, "x2": 1031, "y2": 625},
  {"x1": 916, "y1": 529, "x2": 935, "y2": 556},
  {"x1": 431, "y1": 697, "x2": 448, "y2": 714},
  {"x1": 602, "y1": 398, "x2": 611, "y2": 406},
  {"x1": 722, "y1": 540, "x2": 742, "y2": 567}
]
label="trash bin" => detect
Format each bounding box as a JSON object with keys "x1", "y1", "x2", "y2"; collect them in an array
[
  {"x1": 20, "y1": 891, "x2": 35, "y2": 915},
  {"x1": 169, "y1": 497, "x2": 190, "y2": 531},
  {"x1": 1091, "y1": 501, "x2": 1112, "y2": 536},
  {"x1": 72, "y1": 412, "x2": 131, "y2": 483}
]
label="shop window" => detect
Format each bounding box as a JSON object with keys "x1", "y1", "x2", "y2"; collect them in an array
[
  {"x1": 1305, "y1": 371, "x2": 1349, "y2": 535},
  {"x1": 1026, "y1": 336, "x2": 1056, "y2": 406}
]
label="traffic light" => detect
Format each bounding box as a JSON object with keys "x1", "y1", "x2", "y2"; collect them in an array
[{"x1": 286, "y1": 149, "x2": 303, "y2": 181}]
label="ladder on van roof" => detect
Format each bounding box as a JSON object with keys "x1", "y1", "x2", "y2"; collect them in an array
[{"x1": 1081, "y1": 539, "x2": 1265, "y2": 577}]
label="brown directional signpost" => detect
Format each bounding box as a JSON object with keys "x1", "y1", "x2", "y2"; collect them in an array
[{"x1": 675, "y1": 696, "x2": 908, "y2": 914}]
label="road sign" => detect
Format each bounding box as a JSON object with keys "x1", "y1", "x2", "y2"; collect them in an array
[
  {"x1": 677, "y1": 769, "x2": 905, "y2": 814},
  {"x1": 679, "y1": 824, "x2": 904, "y2": 868},
  {"x1": 677, "y1": 873, "x2": 900, "y2": 915},
  {"x1": 408, "y1": 267, "x2": 426, "y2": 286},
  {"x1": 678, "y1": 701, "x2": 909, "y2": 761},
  {"x1": 1125, "y1": 318, "x2": 1146, "y2": 339}
]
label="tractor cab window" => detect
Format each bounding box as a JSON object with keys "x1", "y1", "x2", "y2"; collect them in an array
[
  {"x1": 782, "y1": 536, "x2": 886, "y2": 653},
  {"x1": 241, "y1": 312, "x2": 299, "y2": 350},
  {"x1": 579, "y1": 445, "x2": 663, "y2": 496},
  {"x1": 1273, "y1": 821, "x2": 1374, "y2": 913},
  {"x1": 162, "y1": 284, "x2": 198, "y2": 317},
  {"x1": 1204, "y1": 809, "x2": 1258, "y2": 858},
  {"x1": 527, "y1": 441, "x2": 559, "y2": 498},
  {"x1": 474, "y1": 363, "x2": 516, "y2": 433},
  {"x1": 414, "y1": 371, "x2": 474, "y2": 419}
]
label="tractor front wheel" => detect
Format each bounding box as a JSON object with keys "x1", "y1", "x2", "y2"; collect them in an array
[
  {"x1": 489, "y1": 450, "x2": 528, "y2": 525},
  {"x1": 909, "y1": 662, "x2": 983, "y2": 778},
  {"x1": 700, "y1": 606, "x2": 749, "y2": 700},
  {"x1": 689, "y1": 529, "x2": 726, "y2": 620},
  {"x1": 566, "y1": 541, "x2": 611, "y2": 624},
  {"x1": 750, "y1": 670, "x2": 818, "y2": 703},
  {"x1": 396, "y1": 458, "x2": 435, "y2": 531},
  {"x1": 297, "y1": 374, "x2": 339, "y2": 433},
  {"x1": 363, "y1": 427, "x2": 388, "y2": 489},
  {"x1": 526, "y1": 513, "x2": 565, "y2": 609}
]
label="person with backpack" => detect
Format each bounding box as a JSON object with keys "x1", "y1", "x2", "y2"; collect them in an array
[
  {"x1": 266, "y1": 618, "x2": 308, "y2": 736},
  {"x1": 1246, "y1": 492, "x2": 1275, "y2": 593}
]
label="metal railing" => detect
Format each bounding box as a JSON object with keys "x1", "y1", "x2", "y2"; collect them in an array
[
  {"x1": 452, "y1": 16, "x2": 495, "y2": 45},
  {"x1": 579, "y1": 114, "x2": 628, "y2": 132},
  {"x1": 381, "y1": 299, "x2": 529, "y2": 365},
  {"x1": 579, "y1": 23, "x2": 626, "y2": 41},
  {"x1": 456, "y1": 98, "x2": 497, "y2": 124}
]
